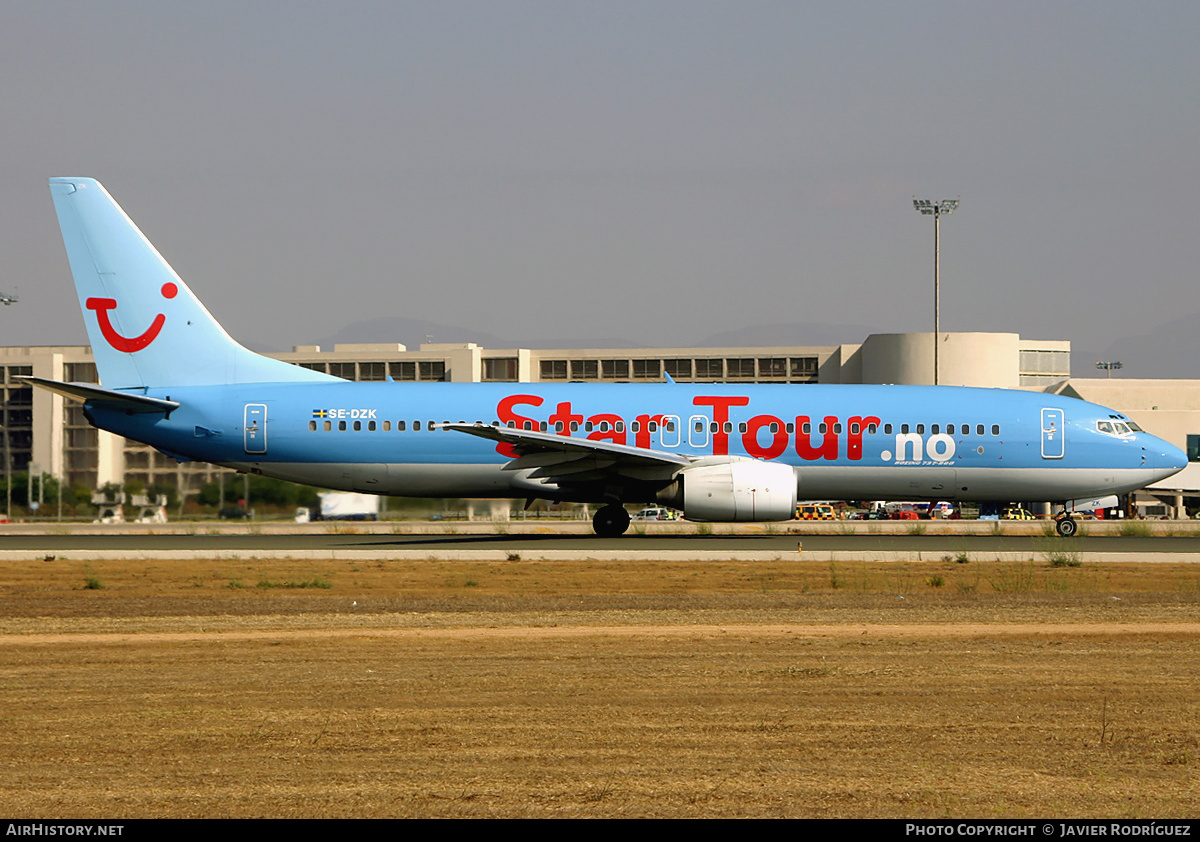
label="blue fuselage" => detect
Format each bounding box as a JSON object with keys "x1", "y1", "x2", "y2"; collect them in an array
[{"x1": 88, "y1": 381, "x2": 1186, "y2": 504}]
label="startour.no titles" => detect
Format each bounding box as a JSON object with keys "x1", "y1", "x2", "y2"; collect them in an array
[{"x1": 496, "y1": 394, "x2": 958, "y2": 464}]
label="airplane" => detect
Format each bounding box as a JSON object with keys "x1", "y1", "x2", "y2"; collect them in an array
[{"x1": 24, "y1": 177, "x2": 1186, "y2": 539}]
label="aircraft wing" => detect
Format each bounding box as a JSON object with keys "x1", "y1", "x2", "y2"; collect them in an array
[{"x1": 438, "y1": 422, "x2": 693, "y2": 484}]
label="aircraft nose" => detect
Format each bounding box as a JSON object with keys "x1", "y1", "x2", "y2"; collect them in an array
[{"x1": 1144, "y1": 436, "x2": 1187, "y2": 480}]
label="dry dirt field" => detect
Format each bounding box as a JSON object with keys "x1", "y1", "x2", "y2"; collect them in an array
[{"x1": 2, "y1": 555, "x2": 1200, "y2": 818}]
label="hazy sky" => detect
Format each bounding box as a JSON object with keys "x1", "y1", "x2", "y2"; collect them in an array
[{"x1": 2, "y1": 1, "x2": 1198, "y2": 360}]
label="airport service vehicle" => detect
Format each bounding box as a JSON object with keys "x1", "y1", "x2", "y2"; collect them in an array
[
  {"x1": 848, "y1": 510, "x2": 889, "y2": 521},
  {"x1": 879, "y1": 500, "x2": 954, "y2": 519},
  {"x1": 314, "y1": 491, "x2": 380, "y2": 521},
  {"x1": 631, "y1": 507, "x2": 679, "y2": 521},
  {"x1": 796, "y1": 504, "x2": 837, "y2": 520},
  {"x1": 25, "y1": 179, "x2": 1187, "y2": 538}
]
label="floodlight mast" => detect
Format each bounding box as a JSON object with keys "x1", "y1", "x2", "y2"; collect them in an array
[{"x1": 913, "y1": 198, "x2": 959, "y2": 385}]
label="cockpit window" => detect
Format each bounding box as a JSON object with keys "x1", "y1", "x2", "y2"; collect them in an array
[{"x1": 1097, "y1": 420, "x2": 1135, "y2": 436}]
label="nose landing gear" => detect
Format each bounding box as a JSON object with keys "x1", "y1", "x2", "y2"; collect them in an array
[{"x1": 1053, "y1": 512, "x2": 1078, "y2": 538}]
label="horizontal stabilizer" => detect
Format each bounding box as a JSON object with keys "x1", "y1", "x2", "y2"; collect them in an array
[{"x1": 19, "y1": 376, "x2": 180, "y2": 414}]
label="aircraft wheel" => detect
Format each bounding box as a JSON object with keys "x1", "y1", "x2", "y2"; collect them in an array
[
  {"x1": 1055, "y1": 517, "x2": 1078, "y2": 538},
  {"x1": 593, "y1": 505, "x2": 630, "y2": 538}
]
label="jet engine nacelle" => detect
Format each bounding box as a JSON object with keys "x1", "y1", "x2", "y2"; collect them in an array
[{"x1": 658, "y1": 459, "x2": 798, "y2": 522}]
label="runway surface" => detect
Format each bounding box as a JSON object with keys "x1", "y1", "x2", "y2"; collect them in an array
[{"x1": 4, "y1": 528, "x2": 1200, "y2": 562}]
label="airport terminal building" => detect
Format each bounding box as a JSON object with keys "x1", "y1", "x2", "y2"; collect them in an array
[{"x1": 2, "y1": 330, "x2": 1195, "y2": 514}]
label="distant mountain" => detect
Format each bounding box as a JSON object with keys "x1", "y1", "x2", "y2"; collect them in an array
[
  {"x1": 695, "y1": 322, "x2": 883, "y2": 349},
  {"x1": 294, "y1": 312, "x2": 1200, "y2": 381},
  {"x1": 307, "y1": 317, "x2": 883, "y2": 353},
  {"x1": 311, "y1": 317, "x2": 511, "y2": 351}
]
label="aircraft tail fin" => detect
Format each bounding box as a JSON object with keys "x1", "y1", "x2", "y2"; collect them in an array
[{"x1": 48, "y1": 178, "x2": 337, "y2": 390}]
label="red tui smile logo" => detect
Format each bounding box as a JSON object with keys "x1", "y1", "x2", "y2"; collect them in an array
[{"x1": 86, "y1": 283, "x2": 178, "y2": 352}]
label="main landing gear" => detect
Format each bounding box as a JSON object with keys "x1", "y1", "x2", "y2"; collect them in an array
[
  {"x1": 1053, "y1": 512, "x2": 1079, "y2": 538},
  {"x1": 593, "y1": 504, "x2": 630, "y2": 538}
]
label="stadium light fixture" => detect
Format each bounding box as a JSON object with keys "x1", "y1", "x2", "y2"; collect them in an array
[{"x1": 913, "y1": 197, "x2": 959, "y2": 385}]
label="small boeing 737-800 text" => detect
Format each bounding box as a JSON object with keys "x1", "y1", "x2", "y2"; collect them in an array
[{"x1": 26, "y1": 178, "x2": 1186, "y2": 537}]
